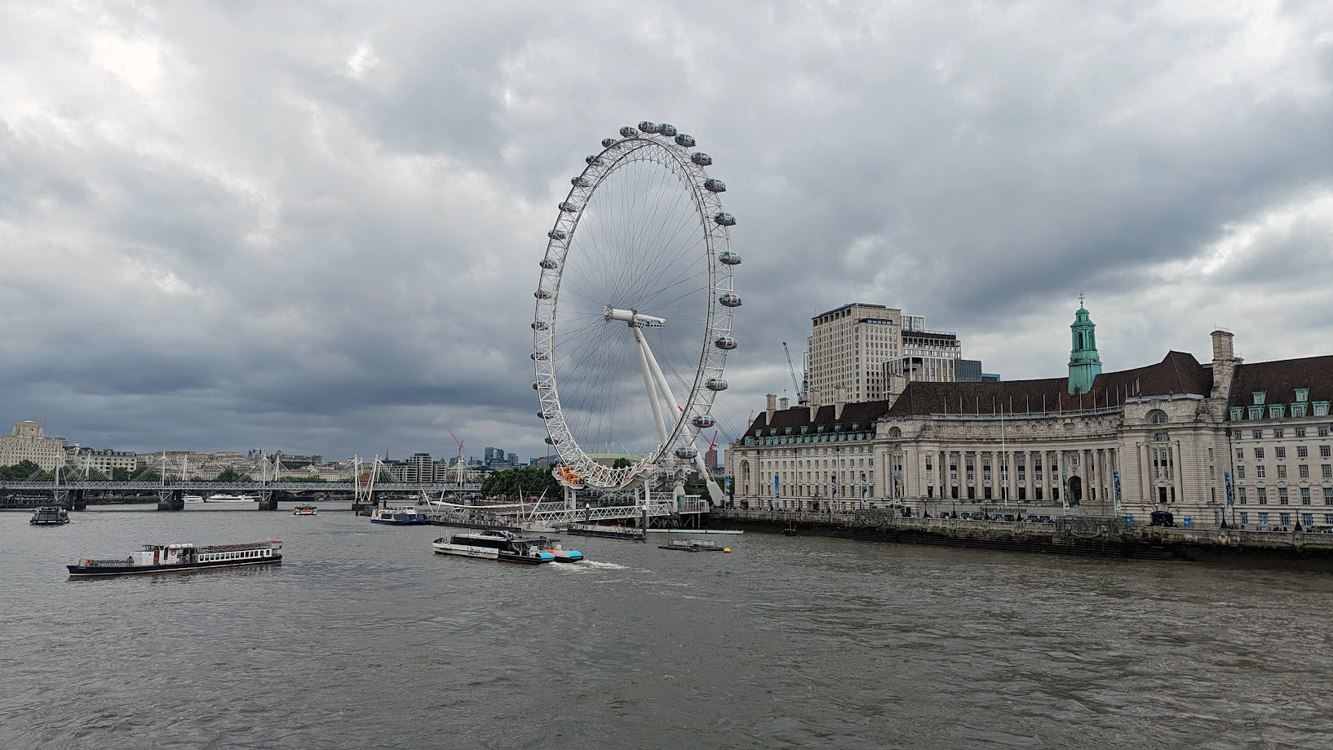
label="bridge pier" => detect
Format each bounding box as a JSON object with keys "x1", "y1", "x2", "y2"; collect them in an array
[
  {"x1": 67, "y1": 489, "x2": 87, "y2": 512},
  {"x1": 257, "y1": 491, "x2": 279, "y2": 511},
  {"x1": 157, "y1": 489, "x2": 184, "y2": 512}
]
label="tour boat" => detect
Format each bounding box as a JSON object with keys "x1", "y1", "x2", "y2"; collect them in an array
[
  {"x1": 432, "y1": 530, "x2": 554, "y2": 564},
  {"x1": 184, "y1": 494, "x2": 205, "y2": 504},
  {"x1": 293, "y1": 505, "x2": 318, "y2": 516},
  {"x1": 67, "y1": 540, "x2": 283, "y2": 578},
  {"x1": 205, "y1": 493, "x2": 258, "y2": 503},
  {"x1": 536, "y1": 537, "x2": 584, "y2": 562},
  {"x1": 30, "y1": 506, "x2": 70, "y2": 525},
  {"x1": 369, "y1": 505, "x2": 430, "y2": 525}
]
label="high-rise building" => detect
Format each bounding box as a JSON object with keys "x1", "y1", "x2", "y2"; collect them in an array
[
  {"x1": 806, "y1": 303, "x2": 977, "y2": 404},
  {"x1": 805, "y1": 303, "x2": 903, "y2": 404}
]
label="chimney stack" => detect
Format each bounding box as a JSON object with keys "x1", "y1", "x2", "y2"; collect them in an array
[
  {"x1": 834, "y1": 386, "x2": 847, "y2": 420},
  {"x1": 765, "y1": 393, "x2": 777, "y2": 423},
  {"x1": 779, "y1": 397, "x2": 789, "y2": 410}
]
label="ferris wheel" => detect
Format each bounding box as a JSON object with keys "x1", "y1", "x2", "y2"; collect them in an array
[{"x1": 532, "y1": 121, "x2": 741, "y2": 493}]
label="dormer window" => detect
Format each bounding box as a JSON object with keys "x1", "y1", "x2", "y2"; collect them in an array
[
  {"x1": 1253, "y1": 392, "x2": 1266, "y2": 405},
  {"x1": 1248, "y1": 406, "x2": 1262, "y2": 419},
  {"x1": 1315, "y1": 402, "x2": 1330, "y2": 417},
  {"x1": 1296, "y1": 388, "x2": 1309, "y2": 403},
  {"x1": 1291, "y1": 404, "x2": 1307, "y2": 418},
  {"x1": 1268, "y1": 404, "x2": 1284, "y2": 419},
  {"x1": 800, "y1": 425, "x2": 808, "y2": 434},
  {"x1": 1229, "y1": 407, "x2": 1243, "y2": 422}
]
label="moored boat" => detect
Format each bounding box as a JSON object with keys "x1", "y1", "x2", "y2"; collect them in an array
[
  {"x1": 67, "y1": 540, "x2": 283, "y2": 577},
  {"x1": 183, "y1": 494, "x2": 204, "y2": 504},
  {"x1": 205, "y1": 493, "x2": 258, "y2": 503},
  {"x1": 293, "y1": 505, "x2": 318, "y2": 516},
  {"x1": 370, "y1": 505, "x2": 430, "y2": 525},
  {"x1": 432, "y1": 530, "x2": 554, "y2": 564},
  {"x1": 30, "y1": 506, "x2": 70, "y2": 525},
  {"x1": 565, "y1": 523, "x2": 647, "y2": 541}
]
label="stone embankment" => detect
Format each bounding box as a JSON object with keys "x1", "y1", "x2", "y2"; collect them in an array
[{"x1": 713, "y1": 509, "x2": 1333, "y2": 568}]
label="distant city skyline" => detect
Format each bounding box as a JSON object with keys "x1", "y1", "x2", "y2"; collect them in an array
[{"x1": 4, "y1": 2, "x2": 1331, "y2": 460}]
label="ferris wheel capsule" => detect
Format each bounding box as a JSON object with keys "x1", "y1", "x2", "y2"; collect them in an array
[
  {"x1": 713, "y1": 212, "x2": 736, "y2": 227},
  {"x1": 531, "y1": 351, "x2": 548, "y2": 361},
  {"x1": 656, "y1": 123, "x2": 677, "y2": 136},
  {"x1": 674, "y1": 446, "x2": 698, "y2": 460},
  {"x1": 706, "y1": 378, "x2": 729, "y2": 391},
  {"x1": 704, "y1": 178, "x2": 726, "y2": 193},
  {"x1": 691, "y1": 152, "x2": 712, "y2": 166},
  {"x1": 718, "y1": 251, "x2": 741, "y2": 265},
  {"x1": 540, "y1": 259, "x2": 558, "y2": 270},
  {"x1": 586, "y1": 155, "x2": 602, "y2": 165},
  {"x1": 601, "y1": 138, "x2": 618, "y2": 148},
  {"x1": 619, "y1": 126, "x2": 639, "y2": 137},
  {"x1": 532, "y1": 321, "x2": 548, "y2": 331},
  {"x1": 719, "y1": 292, "x2": 741, "y2": 307},
  {"x1": 714, "y1": 336, "x2": 737, "y2": 351},
  {"x1": 535, "y1": 290, "x2": 551, "y2": 300},
  {"x1": 572, "y1": 176, "x2": 589, "y2": 187},
  {"x1": 691, "y1": 415, "x2": 715, "y2": 428},
  {"x1": 637, "y1": 121, "x2": 657, "y2": 134},
  {"x1": 675, "y1": 134, "x2": 696, "y2": 148},
  {"x1": 558, "y1": 201, "x2": 579, "y2": 213},
  {"x1": 546, "y1": 231, "x2": 566, "y2": 242}
]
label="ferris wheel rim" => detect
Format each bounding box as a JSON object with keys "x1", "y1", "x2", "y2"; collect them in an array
[{"x1": 531, "y1": 125, "x2": 736, "y2": 490}]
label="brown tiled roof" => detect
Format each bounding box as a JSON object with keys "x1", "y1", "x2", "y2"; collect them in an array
[
  {"x1": 1228, "y1": 356, "x2": 1333, "y2": 408},
  {"x1": 744, "y1": 400, "x2": 894, "y2": 438},
  {"x1": 743, "y1": 350, "x2": 1217, "y2": 432},
  {"x1": 883, "y1": 350, "x2": 1213, "y2": 418}
]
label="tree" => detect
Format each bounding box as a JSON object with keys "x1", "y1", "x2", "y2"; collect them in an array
[
  {"x1": 480, "y1": 465, "x2": 561, "y2": 499},
  {"x1": 215, "y1": 467, "x2": 253, "y2": 482},
  {"x1": 0, "y1": 460, "x2": 45, "y2": 481},
  {"x1": 612, "y1": 457, "x2": 633, "y2": 469}
]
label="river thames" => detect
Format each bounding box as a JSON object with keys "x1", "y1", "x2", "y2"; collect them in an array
[{"x1": 4, "y1": 505, "x2": 1333, "y2": 749}]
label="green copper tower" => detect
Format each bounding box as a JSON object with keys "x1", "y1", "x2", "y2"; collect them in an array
[{"x1": 1067, "y1": 296, "x2": 1101, "y2": 395}]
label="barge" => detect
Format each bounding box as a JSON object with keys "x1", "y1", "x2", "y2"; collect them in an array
[{"x1": 565, "y1": 523, "x2": 647, "y2": 542}]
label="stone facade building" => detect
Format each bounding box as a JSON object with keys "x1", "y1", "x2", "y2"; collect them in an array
[
  {"x1": 0, "y1": 421, "x2": 69, "y2": 471},
  {"x1": 727, "y1": 305, "x2": 1333, "y2": 529}
]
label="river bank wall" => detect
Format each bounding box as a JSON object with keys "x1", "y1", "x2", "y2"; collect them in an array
[{"x1": 712, "y1": 509, "x2": 1333, "y2": 569}]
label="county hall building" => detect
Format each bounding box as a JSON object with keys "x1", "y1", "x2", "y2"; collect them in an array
[{"x1": 726, "y1": 304, "x2": 1333, "y2": 528}]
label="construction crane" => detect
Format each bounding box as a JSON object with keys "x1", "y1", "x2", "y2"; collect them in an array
[{"x1": 782, "y1": 342, "x2": 804, "y2": 404}]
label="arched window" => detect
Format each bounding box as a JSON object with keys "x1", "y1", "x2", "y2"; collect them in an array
[
  {"x1": 1147, "y1": 410, "x2": 1168, "y2": 425},
  {"x1": 888, "y1": 426, "x2": 902, "y2": 439}
]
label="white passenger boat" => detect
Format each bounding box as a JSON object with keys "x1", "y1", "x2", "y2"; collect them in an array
[
  {"x1": 183, "y1": 495, "x2": 205, "y2": 504},
  {"x1": 67, "y1": 540, "x2": 283, "y2": 577},
  {"x1": 432, "y1": 530, "x2": 554, "y2": 564},
  {"x1": 370, "y1": 505, "x2": 430, "y2": 525},
  {"x1": 205, "y1": 493, "x2": 258, "y2": 503}
]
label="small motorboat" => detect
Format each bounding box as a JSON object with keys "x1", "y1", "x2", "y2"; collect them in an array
[{"x1": 293, "y1": 505, "x2": 318, "y2": 516}]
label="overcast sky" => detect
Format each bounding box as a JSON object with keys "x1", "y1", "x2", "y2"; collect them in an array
[{"x1": 3, "y1": 1, "x2": 1331, "y2": 462}]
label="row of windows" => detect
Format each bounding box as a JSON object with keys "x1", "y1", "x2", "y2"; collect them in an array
[
  {"x1": 1235, "y1": 487, "x2": 1333, "y2": 504},
  {"x1": 1231, "y1": 404, "x2": 1331, "y2": 421},
  {"x1": 1238, "y1": 512, "x2": 1327, "y2": 527},
  {"x1": 1237, "y1": 446, "x2": 1332, "y2": 460},
  {"x1": 1234, "y1": 426, "x2": 1332, "y2": 439},
  {"x1": 1233, "y1": 465, "x2": 1333, "y2": 479}
]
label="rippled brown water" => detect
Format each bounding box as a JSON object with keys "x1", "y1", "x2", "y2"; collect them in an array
[{"x1": 3, "y1": 505, "x2": 1333, "y2": 749}]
